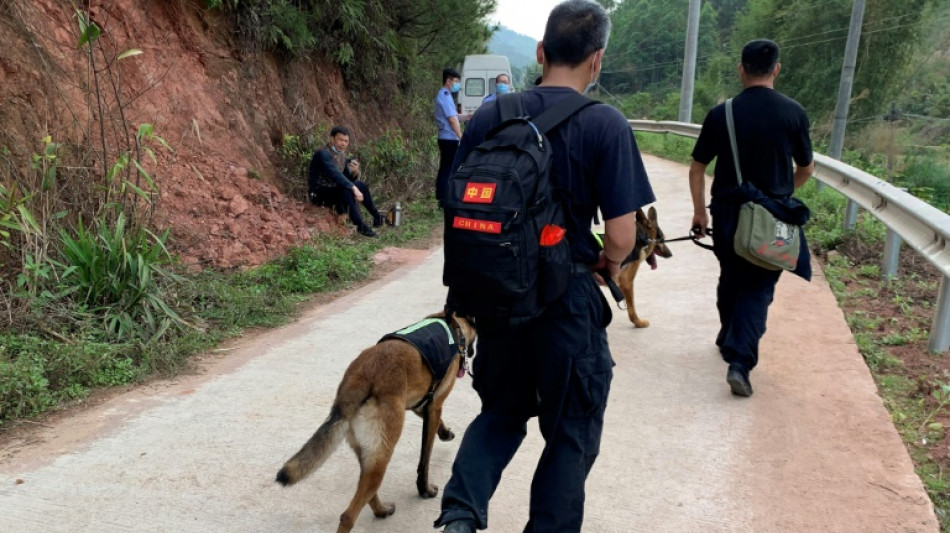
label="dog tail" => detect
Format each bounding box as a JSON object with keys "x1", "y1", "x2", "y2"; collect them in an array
[{"x1": 275, "y1": 405, "x2": 346, "y2": 486}]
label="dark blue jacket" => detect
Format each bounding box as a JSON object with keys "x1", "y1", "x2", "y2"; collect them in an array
[{"x1": 308, "y1": 146, "x2": 355, "y2": 192}]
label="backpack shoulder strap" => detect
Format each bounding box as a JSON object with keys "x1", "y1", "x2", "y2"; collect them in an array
[
  {"x1": 496, "y1": 93, "x2": 525, "y2": 123},
  {"x1": 531, "y1": 92, "x2": 597, "y2": 134}
]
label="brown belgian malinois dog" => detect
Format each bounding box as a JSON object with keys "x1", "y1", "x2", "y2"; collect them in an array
[
  {"x1": 275, "y1": 310, "x2": 476, "y2": 533},
  {"x1": 618, "y1": 206, "x2": 672, "y2": 328}
]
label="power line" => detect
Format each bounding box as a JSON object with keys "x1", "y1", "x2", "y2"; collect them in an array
[
  {"x1": 602, "y1": 13, "x2": 948, "y2": 75},
  {"x1": 604, "y1": 9, "x2": 946, "y2": 73},
  {"x1": 782, "y1": 16, "x2": 947, "y2": 52}
]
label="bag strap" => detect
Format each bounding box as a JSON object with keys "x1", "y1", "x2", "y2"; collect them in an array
[
  {"x1": 725, "y1": 98, "x2": 743, "y2": 186},
  {"x1": 532, "y1": 92, "x2": 596, "y2": 134},
  {"x1": 497, "y1": 93, "x2": 525, "y2": 123},
  {"x1": 496, "y1": 92, "x2": 596, "y2": 135}
]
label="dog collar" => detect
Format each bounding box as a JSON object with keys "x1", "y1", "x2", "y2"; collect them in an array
[{"x1": 449, "y1": 318, "x2": 475, "y2": 378}]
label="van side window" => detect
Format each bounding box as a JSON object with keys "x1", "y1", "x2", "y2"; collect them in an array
[{"x1": 465, "y1": 78, "x2": 485, "y2": 97}]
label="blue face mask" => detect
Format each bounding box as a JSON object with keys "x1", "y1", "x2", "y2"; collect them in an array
[
  {"x1": 496, "y1": 83, "x2": 510, "y2": 95},
  {"x1": 451, "y1": 82, "x2": 461, "y2": 93}
]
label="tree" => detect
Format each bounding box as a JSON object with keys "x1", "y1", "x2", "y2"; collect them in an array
[
  {"x1": 601, "y1": 0, "x2": 719, "y2": 94},
  {"x1": 212, "y1": 0, "x2": 497, "y2": 100},
  {"x1": 730, "y1": 0, "x2": 935, "y2": 125}
]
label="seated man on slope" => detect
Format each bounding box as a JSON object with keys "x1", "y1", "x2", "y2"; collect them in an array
[{"x1": 308, "y1": 125, "x2": 383, "y2": 237}]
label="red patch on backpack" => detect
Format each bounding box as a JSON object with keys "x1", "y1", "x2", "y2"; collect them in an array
[
  {"x1": 462, "y1": 183, "x2": 496, "y2": 204},
  {"x1": 453, "y1": 217, "x2": 502, "y2": 234}
]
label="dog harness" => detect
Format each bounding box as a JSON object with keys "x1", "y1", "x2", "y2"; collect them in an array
[{"x1": 379, "y1": 318, "x2": 458, "y2": 382}]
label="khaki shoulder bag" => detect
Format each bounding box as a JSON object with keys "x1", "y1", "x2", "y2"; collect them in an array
[{"x1": 726, "y1": 98, "x2": 801, "y2": 271}]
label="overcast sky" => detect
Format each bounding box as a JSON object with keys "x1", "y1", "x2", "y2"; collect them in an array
[{"x1": 491, "y1": 0, "x2": 563, "y2": 41}]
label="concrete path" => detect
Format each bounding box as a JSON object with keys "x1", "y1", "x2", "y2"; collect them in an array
[{"x1": 0, "y1": 156, "x2": 939, "y2": 532}]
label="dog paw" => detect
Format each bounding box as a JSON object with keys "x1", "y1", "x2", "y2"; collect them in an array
[
  {"x1": 633, "y1": 319, "x2": 650, "y2": 328},
  {"x1": 437, "y1": 426, "x2": 455, "y2": 441},
  {"x1": 417, "y1": 483, "x2": 439, "y2": 498},
  {"x1": 372, "y1": 502, "x2": 396, "y2": 518}
]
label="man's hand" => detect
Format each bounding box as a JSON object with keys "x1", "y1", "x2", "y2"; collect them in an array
[
  {"x1": 347, "y1": 160, "x2": 360, "y2": 176},
  {"x1": 352, "y1": 185, "x2": 364, "y2": 203},
  {"x1": 592, "y1": 250, "x2": 622, "y2": 286},
  {"x1": 692, "y1": 211, "x2": 709, "y2": 238},
  {"x1": 689, "y1": 159, "x2": 710, "y2": 238}
]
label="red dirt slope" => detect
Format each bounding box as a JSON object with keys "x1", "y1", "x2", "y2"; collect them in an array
[{"x1": 0, "y1": 0, "x2": 395, "y2": 268}]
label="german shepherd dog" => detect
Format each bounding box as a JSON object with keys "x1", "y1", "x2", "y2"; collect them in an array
[
  {"x1": 618, "y1": 207, "x2": 672, "y2": 328},
  {"x1": 275, "y1": 311, "x2": 476, "y2": 533}
]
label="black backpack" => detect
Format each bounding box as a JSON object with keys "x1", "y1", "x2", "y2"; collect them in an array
[{"x1": 442, "y1": 92, "x2": 595, "y2": 328}]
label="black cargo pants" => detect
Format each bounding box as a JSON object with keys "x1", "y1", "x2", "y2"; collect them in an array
[
  {"x1": 436, "y1": 270, "x2": 614, "y2": 532},
  {"x1": 710, "y1": 201, "x2": 783, "y2": 372}
]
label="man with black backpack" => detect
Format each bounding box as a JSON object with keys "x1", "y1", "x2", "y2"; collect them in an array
[{"x1": 435, "y1": 2, "x2": 655, "y2": 532}]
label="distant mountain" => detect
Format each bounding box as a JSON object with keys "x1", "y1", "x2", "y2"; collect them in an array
[{"x1": 488, "y1": 26, "x2": 538, "y2": 69}]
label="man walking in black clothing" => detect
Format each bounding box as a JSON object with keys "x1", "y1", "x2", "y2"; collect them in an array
[
  {"x1": 308, "y1": 125, "x2": 383, "y2": 237},
  {"x1": 689, "y1": 39, "x2": 815, "y2": 396},
  {"x1": 434, "y1": 2, "x2": 654, "y2": 532}
]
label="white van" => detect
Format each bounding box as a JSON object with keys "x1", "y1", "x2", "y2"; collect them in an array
[{"x1": 460, "y1": 55, "x2": 512, "y2": 116}]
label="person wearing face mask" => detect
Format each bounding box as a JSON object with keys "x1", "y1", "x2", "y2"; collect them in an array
[
  {"x1": 434, "y1": 2, "x2": 653, "y2": 532},
  {"x1": 434, "y1": 67, "x2": 463, "y2": 205},
  {"x1": 481, "y1": 73, "x2": 512, "y2": 105},
  {"x1": 308, "y1": 125, "x2": 383, "y2": 238}
]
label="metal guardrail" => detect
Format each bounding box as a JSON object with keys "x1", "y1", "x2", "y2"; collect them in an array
[{"x1": 629, "y1": 119, "x2": 950, "y2": 353}]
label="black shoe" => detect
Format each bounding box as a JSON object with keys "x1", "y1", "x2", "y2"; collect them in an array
[
  {"x1": 726, "y1": 364, "x2": 753, "y2": 397},
  {"x1": 372, "y1": 213, "x2": 384, "y2": 228},
  {"x1": 443, "y1": 519, "x2": 476, "y2": 533},
  {"x1": 357, "y1": 225, "x2": 378, "y2": 238}
]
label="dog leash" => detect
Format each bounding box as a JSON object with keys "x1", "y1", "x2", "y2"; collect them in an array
[
  {"x1": 593, "y1": 226, "x2": 713, "y2": 307},
  {"x1": 595, "y1": 226, "x2": 715, "y2": 310},
  {"x1": 598, "y1": 268, "x2": 625, "y2": 304},
  {"x1": 659, "y1": 226, "x2": 715, "y2": 251},
  {"x1": 589, "y1": 231, "x2": 629, "y2": 304}
]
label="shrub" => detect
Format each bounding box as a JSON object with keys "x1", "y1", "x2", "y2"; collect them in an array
[
  {"x1": 54, "y1": 212, "x2": 184, "y2": 342},
  {"x1": 355, "y1": 129, "x2": 436, "y2": 202}
]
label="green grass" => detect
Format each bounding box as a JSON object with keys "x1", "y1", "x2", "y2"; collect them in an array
[{"x1": 0, "y1": 198, "x2": 442, "y2": 426}]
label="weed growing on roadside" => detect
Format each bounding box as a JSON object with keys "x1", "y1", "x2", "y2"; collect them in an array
[
  {"x1": 0, "y1": 198, "x2": 443, "y2": 427},
  {"x1": 54, "y1": 212, "x2": 184, "y2": 341}
]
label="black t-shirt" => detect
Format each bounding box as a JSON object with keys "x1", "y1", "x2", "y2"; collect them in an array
[
  {"x1": 692, "y1": 86, "x2": 813, "y2": 199},
  {"x1": 455, "y1": 86, "x2": 656, "y2": 264}
]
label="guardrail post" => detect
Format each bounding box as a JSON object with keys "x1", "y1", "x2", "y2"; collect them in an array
[
  {"x1": 844, "y1": 199, "x2": 859, "y2": 229},
  {"x1": 882, "y1": 228, "x2": 901, "y2": 279},
  {"x1": 930, "y1": 276, "x2": 950, "y2": 353}
]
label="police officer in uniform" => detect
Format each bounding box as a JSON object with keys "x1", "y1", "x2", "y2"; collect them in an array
[
  {"x1": 434, "y1": 2, "x2": 655, "y2": 532},
  {"x1": 434, "y1": 67, "x2": 462, "y2": 205}
]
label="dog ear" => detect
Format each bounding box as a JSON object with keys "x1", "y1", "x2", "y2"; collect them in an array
[
  {"x1": 635, "y1": 208, "x2": 647, "y2": 223},
  {"x1": 448, "y1": 312, "x2": 475, "y2": 334},
  {"x1": 648, "y1": 206, "x2": 657, "y2": 223}
]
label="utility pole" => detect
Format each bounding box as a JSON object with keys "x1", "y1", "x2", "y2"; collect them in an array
[
  {"x1": 828, "y1": 0, "x2": 867, "y2": 228},
  {"x1": 679, "y1": 0, "x2": 701, "y2": 123}
]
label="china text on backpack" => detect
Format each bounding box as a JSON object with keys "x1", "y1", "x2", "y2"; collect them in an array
[{"x1": 442, "y1": 93, "x2": 595, "y2": 328}]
